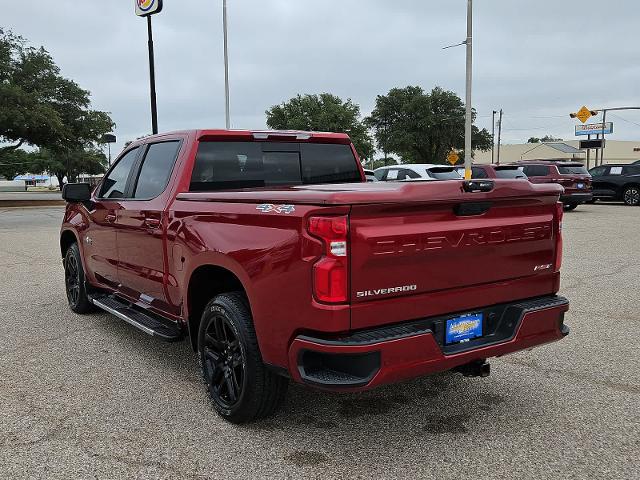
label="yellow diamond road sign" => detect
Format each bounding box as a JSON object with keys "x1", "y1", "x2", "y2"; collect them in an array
[
  {"x1": 576, "y1": 106, "x2": 593, "y2": 124},
  {"x1": 447, "y1": 151, "x2": 459, "y2": 165}
]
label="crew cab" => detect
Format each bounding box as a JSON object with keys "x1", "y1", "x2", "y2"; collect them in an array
[
  {"x1": 515, "y1": 161, "x2": 592, "y2": 211},
  {"x1": 60, "y1": 129, "x2": 570, "y2": 423}
]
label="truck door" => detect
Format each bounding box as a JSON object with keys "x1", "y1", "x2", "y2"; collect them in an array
[
  {"x1": 115, "y1": 140, "x2": 182, "y2": 316},
  {"x1": 85, "y1": 147, "x2": 141, "y2": 288}
]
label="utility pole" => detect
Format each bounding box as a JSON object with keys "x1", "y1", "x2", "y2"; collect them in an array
[
  {"x1": 496, "y1": 109, "x2": 503, "y2": 165},
  {"x1": 463, "y1": 0, "x2": 473, "y2": 179},
  {"x1": 491, "y1": 110, "x2": 496, "y2": 164},
  {"x1": 222, "y1": 0, "x2": 231, "y2": 130}
]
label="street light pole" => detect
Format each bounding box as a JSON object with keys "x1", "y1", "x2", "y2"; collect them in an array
[
  {"x1": 491, "y1": 110, "x2": 496, "y2": 164},
  {"x1": 463, "y1": 0, "x2": 473, "y2": 180},
  {"x1": 147, "y1": 16, "x2": 158, "y2": 135},
  {"x1": 222, "y1": 0, "x2": 231, "y2": 130}
]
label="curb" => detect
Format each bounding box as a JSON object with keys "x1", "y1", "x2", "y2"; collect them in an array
[{"x1": 0, "y1": 200, "x2": 66, "y2": 207}]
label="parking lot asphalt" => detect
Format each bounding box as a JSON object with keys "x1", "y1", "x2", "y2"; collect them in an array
[{"x1": 0, "y1": 204, "x2": 638, "y2": 479}]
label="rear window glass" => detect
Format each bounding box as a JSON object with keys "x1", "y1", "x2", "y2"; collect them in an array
[
  {"x1": 428, "y1": 168, "x2": 460, "y2": 180},
  {"x1": 495, "y1": 167, "x2": 526, "y2": 179},
  {"x1": 190, "y1": 142, "x2": 360, "y2": 191},
  {"x1": 558, "y1": 166, "x2": 589, "y2": 175}
]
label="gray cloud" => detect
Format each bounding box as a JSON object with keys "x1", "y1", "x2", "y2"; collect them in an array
[{"x1": 3, "y1": 0, "x2": 639, "y2": 155}]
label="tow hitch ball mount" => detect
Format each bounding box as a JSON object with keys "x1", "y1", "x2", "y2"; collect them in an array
[{"x1": 454, "y1": 359, "x2": 491, "y2": 378}]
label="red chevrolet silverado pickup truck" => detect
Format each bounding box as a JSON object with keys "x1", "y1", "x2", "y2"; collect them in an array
[{"x1": 60, "y1": 129, "x2": 570, "y2": 423}]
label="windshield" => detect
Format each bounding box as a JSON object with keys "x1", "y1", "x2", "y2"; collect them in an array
[
  {"x1": 495, "y1": 167, "x2": 527, "y2": 179},
  {"x1": 558, "y1": 166, "x2": 589, "y2": 175},
  {"x1": 427, "y1": 167, "x2": 461, "y2": 180}
]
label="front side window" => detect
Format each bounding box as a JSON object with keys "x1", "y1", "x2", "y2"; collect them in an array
[
  {"x1": 134, "y1": 141, "x2": 181, "y2": 199},
  {"x1": 99, "y1": 147, "x2": 139, "y2": 199},
  {"x1": 589, "y1": 166, "x2": 606, "y2": 177}
]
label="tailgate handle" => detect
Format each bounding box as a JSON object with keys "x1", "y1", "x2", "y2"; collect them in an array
[
  {"x1": 454, "y1": 202, "x2": 492, "y2": 216},
  {"x1": 463, "y1": 180, "x2": 494, "y2": 192}
]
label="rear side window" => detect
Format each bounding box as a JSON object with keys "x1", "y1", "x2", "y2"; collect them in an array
[
  {"x1": 374, "y1": 169, "x2": 388, "y2": 181},
  {"x1": 471, "y1": 167, "x2": 489, "y2": 179},
  {"x1": 558, "y1": 165, "x2": 589, "y2": 175},
  {"x1": 494, "y1": 167, "x2": 526, "y2": 179},
  {"x1": 522, "y1": 165, "x2": 549, "y2": 177},
  {"x1": 190, "y1": 142, "x2": 359, "y2": 191},
  {"x1": 428, "y1": 167, "x2": 460, "y2": 180},
  {"x1": 134, "y1": 141, "x2": 181, "y2": 199},
  {"x1": 99, "y1": 148, "x2": 139, "y2": 199},
  {"x1": 623, "y1": 166, "x2": 640, "y2": 175}
]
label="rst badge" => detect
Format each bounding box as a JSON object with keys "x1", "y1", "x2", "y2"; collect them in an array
[{"x1": 256, "y1": 204, "x2": 295, "y2": 214}]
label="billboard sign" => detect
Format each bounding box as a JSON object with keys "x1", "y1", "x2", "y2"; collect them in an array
[
  {"x1": 575, "y1": 122, "x2": 613, "y2": 137},
  {"x1": 135, "y1": 0, "x2": 163, "y2": 17}
]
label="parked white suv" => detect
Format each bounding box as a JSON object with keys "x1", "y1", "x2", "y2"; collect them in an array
[{"x1": 374, "y1": 164, "x2": 462, "y2": 181}]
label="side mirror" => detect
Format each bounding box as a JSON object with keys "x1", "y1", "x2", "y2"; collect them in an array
[{"x1": 62, "y1": 183, "x2": 92, "y2": 203}]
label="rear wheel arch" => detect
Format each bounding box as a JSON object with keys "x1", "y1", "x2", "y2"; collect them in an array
[{"x1": 186, "y1": 264, "x2": 251, "y2": 351}]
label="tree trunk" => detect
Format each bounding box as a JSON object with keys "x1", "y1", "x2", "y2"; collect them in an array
[{"x1": 55, "y1": 173, "x2": 66, "y2": 191}]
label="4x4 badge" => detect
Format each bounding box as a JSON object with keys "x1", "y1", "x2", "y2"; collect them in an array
[{"x1": 256, "y1": 204, "x2": 295, "y2": 214}]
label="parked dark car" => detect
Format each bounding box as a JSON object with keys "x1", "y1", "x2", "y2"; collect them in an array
[
  {"x1": 515, "y1": 161, "x2": 592, "y2": 211},
  {"x1": 589, "y1": 164, "x2": 640, "y2": 206},
  {"x1": 456, "y1": 164, "x2": 528, "y2": 180}
]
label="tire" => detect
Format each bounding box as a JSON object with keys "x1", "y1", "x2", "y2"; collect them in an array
[
  {"x1": 563, "y1": 204, "x2": 578, "y2": 211},
  {"x1": 64, "y1": 242, "x2": 96, "y2": 314},
  {"x1": 198, "y1": 292, "x2": 288, "y2": 423},
  {"x1": 623, "y1": 186, "x2": 640, "y2": 206}
]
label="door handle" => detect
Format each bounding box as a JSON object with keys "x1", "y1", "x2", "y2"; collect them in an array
[
  {"x1": 144, "y1": 217, "x2": 161, "y2": 229},
  {"x1": 105, "y1": 213, "x2": 117, "y2": 223}
]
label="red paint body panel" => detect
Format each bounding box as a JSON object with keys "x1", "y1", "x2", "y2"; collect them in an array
[{"x1": 61, "y1": 129, "x2": 570, "y2": 391}]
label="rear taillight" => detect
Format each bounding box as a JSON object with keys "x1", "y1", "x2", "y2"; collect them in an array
[
  {"x1": 554, "y1": 202, "x2": 563, "y2": 272},
  {"x1": 308, "y1": 216, "x2": 349, "y2": 303}
]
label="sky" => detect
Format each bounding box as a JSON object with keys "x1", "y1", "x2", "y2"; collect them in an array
[{"x1": 2, "y1": 0, "x2": 640, "y2": 157}]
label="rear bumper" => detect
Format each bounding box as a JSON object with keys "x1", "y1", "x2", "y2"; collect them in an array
[
  {"x1": 288, "y1": 295, "x2": 569, "y2": 391},
  {"x1": 561, "y1": 192, "x2": 593, "y2": 204}
]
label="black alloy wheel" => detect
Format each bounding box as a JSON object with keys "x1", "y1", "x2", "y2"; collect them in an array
[
  {"x1": 198, "y1": 293, "x2": 288, "y2": 423},
  {"x1": 65, "y1": 253, "x2": 81, "y2": 306},
  {"x1": 202, "y1": 313, "x2": 246, "y2": 410},
  {"x1": 64, "y1": 242, "x2": 95, "y2": 314},
  {"x1": 623, "y1": 186, "x2": 640, "y2": 206}
]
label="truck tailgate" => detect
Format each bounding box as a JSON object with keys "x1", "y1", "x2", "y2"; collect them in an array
[{"x1": 349, "y1": 180, "x2": 562, "y2": 326}]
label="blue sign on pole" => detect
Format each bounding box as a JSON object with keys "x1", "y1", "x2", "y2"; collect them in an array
[{"x1": 575, "y1": 122, "x2": 614, "y2": 136}]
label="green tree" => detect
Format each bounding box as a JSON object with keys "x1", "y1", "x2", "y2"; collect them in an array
[
  {"x1": 0, "y1": 29, "x2": 114, "y2": 185},
  {"x1": 528, "y1": 135, "x2": 563, "y2": 144},
  {"x1": 30, "y1": 147, "x2": 108, "y2": 188},
  {"x1": 265, "y1": 93, "x2": 374, "y2": 160},
  {"x1": 365, "y1": 86, "x2": 492, "y2": 164}
]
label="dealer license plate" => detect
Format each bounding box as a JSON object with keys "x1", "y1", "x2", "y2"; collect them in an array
[{"x1": 445, "y1": 313, "x2": 483, "y2": 344}]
